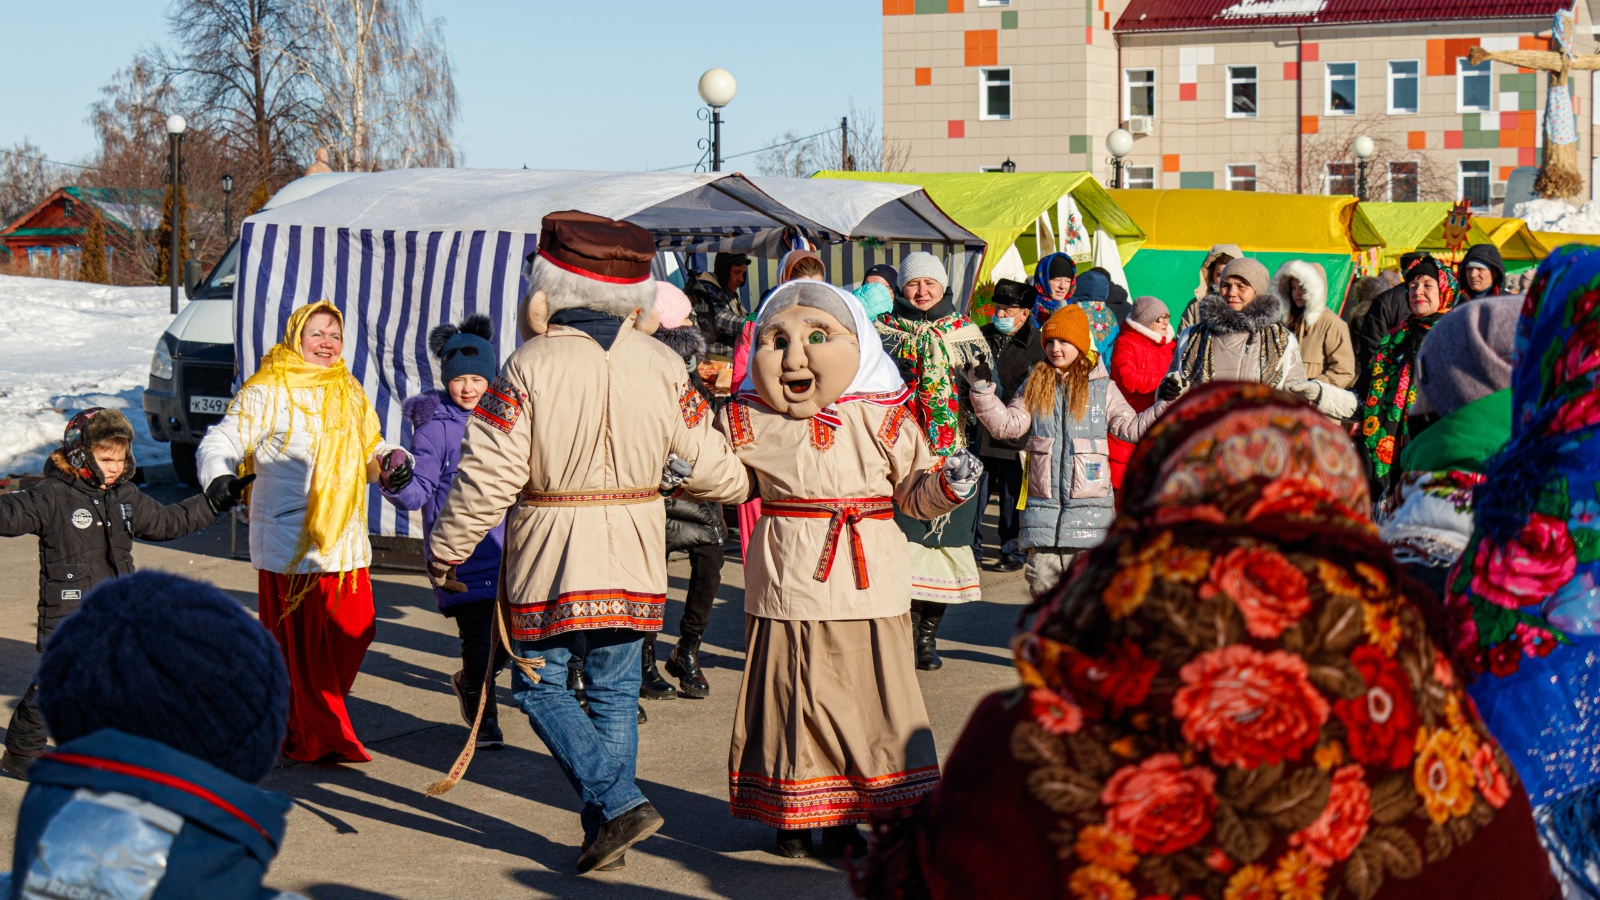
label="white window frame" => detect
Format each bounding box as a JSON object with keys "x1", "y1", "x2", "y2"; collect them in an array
[
  {"x1": 1388, "y1": 160, "x2": 1420, "y2": 202},
  {"x1": 1124, "y1": 68, "x2": 1156, "y2": 120},
  {"x1": 1387, "y1": 59, "x2": 1420, "y2": 115},
  {"x1": 1226, "y1": 66, "x2": 1259, "y2": 119},
  {"x1": 977, "y1": 0, "x2": 1011, "y2": 5},
  {"x1": 1457, "y1": 57, "x2": 1493, "y2": 114},
  {"x1": 1227, "y1": 163, "x2": 1258, "y2": 191},
  {"x1": 1325, "y1": 61, "x2": 1357, "y2": 116},
  {"x1": 979, "y1": 66, "x2": 1012, "y2": 121},
  {"x1": 1325, "y1": 161, "x2": 1357, "y2": 196},
  {"x1": 1459, "y1": 159, "x2": 1492, "y2": 209},
  {"x1": 1125, "y1": 166, "x2": 1155, "y2": 190}
]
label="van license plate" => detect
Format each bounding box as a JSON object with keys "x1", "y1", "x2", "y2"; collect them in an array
[{"x1": 189, "y1": 396, "x2": 230, "y2": 415}]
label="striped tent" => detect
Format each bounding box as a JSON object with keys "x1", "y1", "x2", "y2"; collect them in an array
[{"x1": 235, "y1": 168, "x2": 837, "y2": 538}]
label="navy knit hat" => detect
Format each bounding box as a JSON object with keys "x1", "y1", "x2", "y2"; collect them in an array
[
  {"x1": 1074, "y1": 268, "x2": 1111, "y2": 304},
  {"x1": 38, "y1": 572, "x2": 289, "y2": 783},
  {"x1": 428, "y1": 314, "x2": 498, "y2": 386}
]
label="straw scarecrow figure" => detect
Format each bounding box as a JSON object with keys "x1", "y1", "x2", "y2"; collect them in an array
[{"x1": 1469, "y1": 9, "x2": 1593, "y2": 198}]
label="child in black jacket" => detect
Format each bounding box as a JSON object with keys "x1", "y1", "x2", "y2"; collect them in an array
[{"x1": 0, "y1": 408, "x2": 250, "y2": 776}]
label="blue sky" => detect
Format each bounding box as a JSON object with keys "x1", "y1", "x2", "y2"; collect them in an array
[{"x1": 2, "y1": 1, "x2": 882, "y2": 173}]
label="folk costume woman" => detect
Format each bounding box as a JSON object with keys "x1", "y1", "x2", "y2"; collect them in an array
[
  {"x1": 1446, "y1": 245, "x2": 1600, "y2": 897},
  {"x1": 199, "y1": 301, "x2": 413, "y2": 763},
  {"x1": 876, "y1": 252, "x2": 988, "y2": 669},
  {"x1": 855, "y1": 383, "x2": 1557, "y2": 900},
  {"x1": 722, "y1": 280, "x2": 981, "y2": 859},
  {"x1": 1359, "y1": 254, "x2": 1460, "y2": 505}
]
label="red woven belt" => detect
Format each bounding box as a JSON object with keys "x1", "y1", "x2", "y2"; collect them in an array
[{"x1": 762, "y1": 498, "x2": 895, "y2": 590}]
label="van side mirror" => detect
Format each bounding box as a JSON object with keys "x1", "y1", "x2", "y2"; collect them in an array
[{"x1": 184, "y1": 259, "x2": 203, "y2": 299}]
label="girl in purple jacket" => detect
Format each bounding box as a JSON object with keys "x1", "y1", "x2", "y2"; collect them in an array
[{"x1": 382, "y1": 315, "x2": 509, "y2": 748}]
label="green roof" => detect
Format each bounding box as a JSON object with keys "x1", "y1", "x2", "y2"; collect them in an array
[{"x1": 4, "y1": 227, "x2": 86, "y2": 238}]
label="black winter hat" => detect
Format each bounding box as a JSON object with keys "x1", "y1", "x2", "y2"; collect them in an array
[
  {"x1": 991, "y1": 278, "x2": 1034, "y2": 310},
  {"x1": 429, "y1": 314, "x2": 498, "y2": 386},
  {"x1": 38, "y1": 572, "x2": 289, "y2": 784},
  {"x1": 62, "y1": 407, "x2": 136, "y2": 488},
  {"x1": 1046, "y1": 255, "x2": 1077, "y2": 281},
  {"x1": 865, "y1": 264, "x2": 901, "y2": 296}
]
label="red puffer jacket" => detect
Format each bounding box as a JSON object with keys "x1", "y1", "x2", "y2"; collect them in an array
[{"x1": 1107, "y1": 319, "x2": 1176, "y2": 488}]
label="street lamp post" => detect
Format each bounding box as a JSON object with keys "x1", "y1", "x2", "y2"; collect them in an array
[
  {"x1": 697, "y1": 68, "x2": 737, "y2": 173},
  {"x1": 1000, "y1": 158, "x2": 1016, "y2": 173},
  {"x1": 1105, "y1": 128, "x2": 1134, "y2": 189},
  {"x1": 1353, "y1": 135, "x2": 1376, "y2": 202},
  {"x1": 166, "y1": 114, "x2": 186, "y2": 314},
  {"x1": 222, "y1": 173, "x2": 234, "y2": 240}
]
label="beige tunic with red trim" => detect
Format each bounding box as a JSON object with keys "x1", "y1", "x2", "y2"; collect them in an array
[
  {"x1": 720, "y1": 400, "x2": 963, "y2": 622},
  {"x1": 430, "y1": 318, "x2": 749, "y2": 641}
]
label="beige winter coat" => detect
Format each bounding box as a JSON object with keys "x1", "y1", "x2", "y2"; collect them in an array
[
  {"x1": 429, "y1": 317, "x2": 749, "y2": 641},
  {"x1": 1277, "y1": 260, "x2": 1361, "y2": 419},
  {"x1": 723, "y1": 400, "x2": 961, "y2": 621}
]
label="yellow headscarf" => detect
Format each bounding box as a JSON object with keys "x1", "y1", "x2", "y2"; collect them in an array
[{"x1": 236, "y1": 301, "x2": 382, "y2": 601}]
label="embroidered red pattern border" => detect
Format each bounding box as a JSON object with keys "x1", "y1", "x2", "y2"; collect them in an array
[
  {"x1": 808, "y1": 417, "x2": 835, "y2": 451},
  {"x1": 473, "y1": 377, "x2": 527, "y2": 435},
  {"x1": 680, "y1": 385, "x2": 710, "y2": 429},
  {"x1": 727, "y1": 401, "x2": 755, "y2": 447},
  {"x1": 878, "y1": 405, "x2": 910, "y2": 447},
  {"x1": 729, "y1": 766, "x2": 941, "y2": 828},
  {"x1": 510, "y1": 590, "x2": 665, "y2": 641}
]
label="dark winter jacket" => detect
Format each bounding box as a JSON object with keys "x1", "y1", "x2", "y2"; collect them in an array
[
  {"x1": 1457, "y1": 243, "x2": 1506, "y2": 299},
  {"x1": 685, "y1": 272, "x2": 745, "y2": 359},
  {"x1": 0, "y1": 451, "x2": 213, "y2": 649},
  {"x1": 977, "y1": 318, "x2": 1045, "y2": 457},
  {"x1": 382, "y1": 391, "x2": 503, "y2": 610},
  {"x1": 4, "y1": 729, "x2": 294, "y2": 900},
  {"x1": 1354, "y1": 251, "x2": 1430, "y2": 372},
  {"x1": 655, "y1": 325, "x2": 726, "y2": 552}
]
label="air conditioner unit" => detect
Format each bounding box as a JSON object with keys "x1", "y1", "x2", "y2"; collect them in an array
[
  {"x1": 1126, "y1": 116, "x2": 1155, "y2": 136},
  {"x1": 1491, "y1": 181, "x2": 1508, "y2": 202}
]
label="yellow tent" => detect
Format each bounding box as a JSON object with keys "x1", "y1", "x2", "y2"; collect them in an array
[
  {"x1": 1473, "y1": 217, "x2": 1547, "y2": 274},
  {"x1": 1534, "y1": 231, "x2": 1600, "y2": 250}
]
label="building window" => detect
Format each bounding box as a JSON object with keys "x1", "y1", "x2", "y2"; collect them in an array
[
  {"x1": 1388, "y1": 60, "x2": 1419, "y2": 115},
  {"x1": 1326, "y1": 162, "x2": 1357, "y2": 196},
  {"x1": 1389, "y1": 161, "x2": 1420, "y2": 201},
  {"x1": 62, "y1": 198, "x2": 75, "y2": 220},
  {"x1": 1124, "y1": 69, "x2": 1156, "y2": 119},
  {"x1": 1125, "y1": 166, "x2": 1155, "y2": 190},
  {"x1": 1325, "y1": 62, "x2": 1356, "y2": 115},
  {"x1": 1458, "y1": 58, "x2": 1492, "y2": 113},
  {"x1": 1227, "y1": 164, "x2": 1258, "y2": 191},
  {"x1": 1460, "y1": 160, "x2": 1491, "y2": 209},
  {"x1": 1226, "y1": 66, "x2": 1258, "y2": 118},
  {"x1": 980, "y1": 67, "x2": 1011, "y2": 120},
  {"x1": 977, "y1": 0, "x2": 1011, "y2": 5}
]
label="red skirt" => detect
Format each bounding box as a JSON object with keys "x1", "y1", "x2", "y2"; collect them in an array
[{"x1": 258, "y1": 569, "x2": 376, "y2": 763}]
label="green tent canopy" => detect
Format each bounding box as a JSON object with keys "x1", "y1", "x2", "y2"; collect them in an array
[{"x1": 813, "y1": 171, "x2": 1145, "y2": 287}]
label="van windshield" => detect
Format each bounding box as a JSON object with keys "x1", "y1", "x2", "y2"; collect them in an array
[{"x1": 196, "y1": 241, "x2": 240, "y2": 299}]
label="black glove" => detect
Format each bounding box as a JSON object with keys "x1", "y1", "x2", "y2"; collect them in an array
[
  {"x1": 428, "y1": 559, "x2": 468, "y2": 594},
  {"x1": 1158, "y1": 376, "x2": 1185, "y2": 402},
  {"x1": 379, "y1": 448, "x2": 413, "y2": 492},
  {"x1": 204, "y1": 474, "x2": 255, "y2": 515}
]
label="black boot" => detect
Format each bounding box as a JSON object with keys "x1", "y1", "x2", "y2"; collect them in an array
[
  {"x1": 665, "y1": 632, "x2": 710, "y2": 699},
  {"x1": 913, "y1": 602, "x2": 945, "y2": 671},
  {"x1": 570, "y1": 665, "x2": 591, "y2": 716},
  {"x1": 640, "y1": 638, "x2": 676, "y2": 700},
  {"x1": 818, "y1": 823, "x2": 868, "y2": 859},
  {"x1": 773, "y1": 827, "x2": 814, "y2": 858}
]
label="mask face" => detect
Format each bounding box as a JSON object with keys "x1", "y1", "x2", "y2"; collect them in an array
[
  {"x1": 993, "y1": 316, "x2": 1017, "y2": 334},
  {"x1": 751, "y1": 305, "x2": 860, "y2": 419}
]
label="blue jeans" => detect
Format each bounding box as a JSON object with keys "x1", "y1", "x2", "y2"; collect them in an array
[{"x1": 512, "y1": 628, "x2": 647, "y2": 837}]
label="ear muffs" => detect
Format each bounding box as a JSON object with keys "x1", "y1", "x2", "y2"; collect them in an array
[{"x1": 520, "y1": 290, "x2": 551, "y2": 341}]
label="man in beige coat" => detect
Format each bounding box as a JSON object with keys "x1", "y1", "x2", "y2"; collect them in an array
[{"x1": 428, "y1": 212, "x2": 748, "y2": 875}]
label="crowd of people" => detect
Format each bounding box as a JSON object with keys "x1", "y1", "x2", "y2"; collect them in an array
[{"x1": 0, "y1": 202, "x2": 1592, "y2": 899}]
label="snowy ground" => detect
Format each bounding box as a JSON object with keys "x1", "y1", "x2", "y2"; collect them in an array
[
  {"x1": 1515, "y1": 198, "x2": 1600, "y2": 234},
  {"x1": 0, "y1": 274, "x2": 177, "y2": 477}
]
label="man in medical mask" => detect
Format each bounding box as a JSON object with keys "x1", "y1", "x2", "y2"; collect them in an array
[{"x1": 972, "y1": 278, "x2": 1042, "y2": 572}]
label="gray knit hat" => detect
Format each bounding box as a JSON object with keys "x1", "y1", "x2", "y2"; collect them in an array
[
  {"x1": 1219, "y1": 257, "x2": 1271, "y2": 298},
  {"x1": 1413, "y1": 294, "x2": 1520, "y2": 418},
  {"x1": 898, "y1": 252, "x2": 949, "y2": 292},
  {"x1": 1132, "y1": 296, "x2": 1169, "y2": 327}
]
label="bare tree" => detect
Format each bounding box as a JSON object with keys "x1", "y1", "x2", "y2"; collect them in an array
[
  {"x1": 156, "y1": 0, "x2": 310, "y2": 182},
  {"x1": 0, "y1": 140, "x2": 69, "y2": 225},
  {"x1": 286, "y1": 0, "x2": 460, "y2": 171},
  {"x1": 1256, "y1": 115, "x2": 1453, "y2": 201},
  {"x1": 756, "y1": 102, "x2": 910, "y2": 177}
]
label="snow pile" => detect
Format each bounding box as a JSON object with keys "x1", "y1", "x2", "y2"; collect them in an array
[
  {"x1": 0, "y1": 275, "x2": 176, "y2": 477},
  {"x1": 1514, "y1": 198, "x2": 1600, "y2": 234}
]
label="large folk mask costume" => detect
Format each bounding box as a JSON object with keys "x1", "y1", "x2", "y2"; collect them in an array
[
  {"x1": 743, "y1": 281, "x2": 909, "y2": 419},
  {"x1": 517, "y1": 210, "x2": 660, "y2": 341}
]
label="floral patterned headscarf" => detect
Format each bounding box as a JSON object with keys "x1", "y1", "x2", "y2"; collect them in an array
[
  {"x1": 1003, "y1": 383, "x2": 1528, "y2": 900},
  {"x1": 1361, "y1": 255, "x2": 1460, "y2": 493}
]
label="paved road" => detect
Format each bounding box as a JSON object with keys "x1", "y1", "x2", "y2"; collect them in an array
[{"x1": 0, "y1": 482, "x2": 1029, "y2": 899}]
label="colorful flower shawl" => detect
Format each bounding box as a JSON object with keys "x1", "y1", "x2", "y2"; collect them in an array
[
  {"x1": 1443, "y1": 248, "x2": 1600, "y2": 889},
  {"x1": 878, "y1": 308, "x2": 986, "y2": 456},
  {"x1": 1031, "y1": 252, "x2": 1075, "y2": 330},
  {"x1": 1361, "y1": 260, "x2": 1460, "y2": 492},
  {"x1": 996, "y1": 383, "x2": 1532, "y2": 900}
]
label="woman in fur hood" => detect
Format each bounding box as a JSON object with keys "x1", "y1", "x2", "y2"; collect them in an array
[
  {"x1": 1159, "y1": 257, "x2": 1309, "y2": 400},
  {"x1": 1276, "y1": 259, "x2": 1360, "y2": 420}
]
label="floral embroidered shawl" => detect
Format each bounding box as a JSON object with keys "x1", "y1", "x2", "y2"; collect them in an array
[
  {"x1": 991, "y1": 384, "x2": 1534, "y2": 900},
  {"x1": 1361, "y1": 258, "x2": 1459, "y2": 494},
  {"x1": 878, "y1": 305, "x2": 986, "y2": 456}
]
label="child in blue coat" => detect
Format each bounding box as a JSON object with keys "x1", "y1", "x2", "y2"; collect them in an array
[{"x1": 383, "y1": 315, "x2": 509, "y2": 748}]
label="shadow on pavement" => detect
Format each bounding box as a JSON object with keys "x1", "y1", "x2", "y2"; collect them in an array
[{"x1": 303, "y1": 884, "x2": 407, "y2": 900}]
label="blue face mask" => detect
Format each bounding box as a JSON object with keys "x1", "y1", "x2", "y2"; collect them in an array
[{"x1": 993, "y1": 315, "x2": 1018, "y2": 334}]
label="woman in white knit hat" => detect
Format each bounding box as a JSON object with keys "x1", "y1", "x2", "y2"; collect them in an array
[{"x1": 875, "y1": 252, "x2": 988, "y2": 670}]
